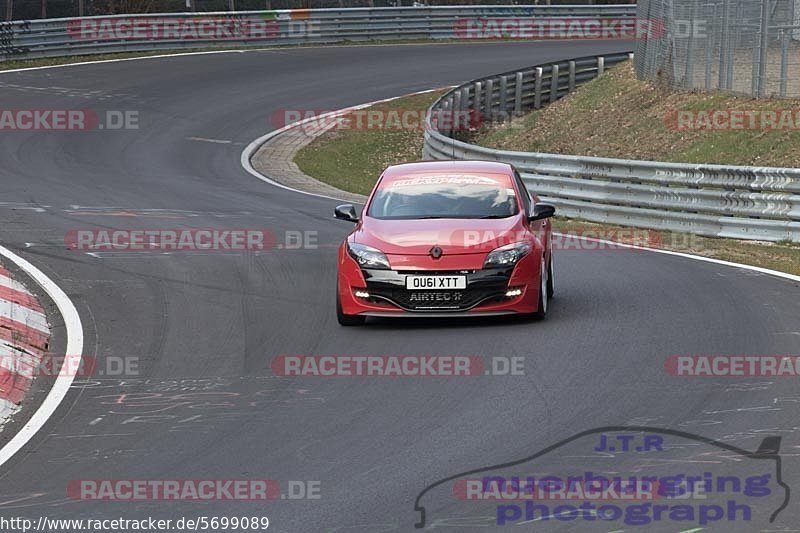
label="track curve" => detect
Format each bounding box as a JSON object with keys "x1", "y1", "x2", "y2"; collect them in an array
[{"x1": 0, "y1": 41, "x2": 799, "y2": 532}]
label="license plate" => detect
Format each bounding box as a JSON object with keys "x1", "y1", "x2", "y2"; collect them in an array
[{"x1": 405, "y1": 275, "x2": 467, "y2": 290}]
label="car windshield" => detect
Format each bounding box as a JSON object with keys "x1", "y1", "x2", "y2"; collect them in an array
[{"x1": 367, "y1": 173, "x2": 519, "y2": 219}]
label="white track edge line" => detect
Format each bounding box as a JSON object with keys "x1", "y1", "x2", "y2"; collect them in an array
[
  {"x1": 241, "y1": 97, "x2": 800, "y2": 286},
  {"x1": 0, "y1": 49, "x2": 247, "y2": 75},
  {"x1": 0, "y1": 245, "x2": 84, "y2": 468},
  {"x1": 572, "y1": 235, "x2": 800, "y2": 283}
]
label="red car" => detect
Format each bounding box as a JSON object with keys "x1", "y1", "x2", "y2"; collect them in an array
[{"x1": 334, "y1": 161, "x2": 555, "y2": 326}]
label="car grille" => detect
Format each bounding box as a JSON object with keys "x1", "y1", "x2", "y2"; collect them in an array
[{"x1": 369, "y1": 287, "x2": 504, "y2": 311}]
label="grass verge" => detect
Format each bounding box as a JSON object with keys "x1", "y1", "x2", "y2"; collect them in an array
[
  {"x1": 294, "y1": 90, "x2": 444, "y2": 196},
  {"x1": 473, "y1": 61, "x2": 800, "y2": 168},
  {"x1": 293, "y1": 89, "x2": 800, "y2": 276}
]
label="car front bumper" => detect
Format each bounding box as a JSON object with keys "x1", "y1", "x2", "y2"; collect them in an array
[{"x1": 337, "y1": 245, "x2": 542, "y2": 317}]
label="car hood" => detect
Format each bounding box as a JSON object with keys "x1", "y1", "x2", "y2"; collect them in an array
[{"x1": 352, "y1": 216, "x2": 526, "y2": 255}]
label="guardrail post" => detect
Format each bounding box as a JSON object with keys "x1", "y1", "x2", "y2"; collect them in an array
[
  {"x1": 460, "y1": 86, "x2": 470, "y2": 131},
  {"x1": 448, "y1": 97, "x2": 456, "y2": 136},
  {"x1": 461, "y1": 86, "x2": 470, "y2": 111},
  {"x1": 597, "y1": 56, "x2": 605, "y2": 77},
  {"x1": 549, "y1": 64, "x2": 559, "y2": 104},
  {"x1": 534, "y1": 67, "x2": 543, "y2": 109},
  {"x1": 484, "y1": 78, "x2": 494, "y2": 121},
  {"x1": 452, "y1": 92, "x2": 461, "y2": 133},
  {"x1": 473, "y1": 81, "x2": 482, "y2": 116},
  {"x1": 514, "y1": 71, "x2": 523, "y2": 117},
  {"x1": 499, "y1": 75, "x2": 508, "y2": 122},
  {"x1": 568, "y1": 61, "x2": 576, "y2": 92},
  {"x1": 425, "y1": 8, "x2": 431, "y2": 38},
  {"x1": 432, "y1": 98, "x2": 442, "y2": 135}
]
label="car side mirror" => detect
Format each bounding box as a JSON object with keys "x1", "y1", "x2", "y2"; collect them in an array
[
  {"x1": 529, "y1": 202, "x2": 555, "y2": 222},
  {"x1": 334, "y1": 204, "x2": 359, "y2": 223}
]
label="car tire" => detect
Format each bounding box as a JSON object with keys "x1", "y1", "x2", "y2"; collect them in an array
[
  {"x1": 337, "y1": 291, "x2": 366, "y2": 326},
  {"x1": 546, "y1": 253, "x2": 554, "y2": 299},
  {"x1": 533, "y1": 257, "x2": 548, "y2": 320}
]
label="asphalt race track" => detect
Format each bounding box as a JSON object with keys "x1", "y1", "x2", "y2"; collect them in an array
[{"x1": 1, "y1": 40, "x2": 800, "y2": 532}]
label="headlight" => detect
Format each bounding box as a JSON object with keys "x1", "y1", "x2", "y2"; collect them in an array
[
  {"x1": 484, "y1": 241, "x2": 532, "y2": 268},
  {"x1": 347, "y1": 242, "x2": 391, "y2": 270}
]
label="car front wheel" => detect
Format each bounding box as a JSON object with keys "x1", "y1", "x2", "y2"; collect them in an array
[
  {"x1": 533, "y1": 256, "x2": 549, "y2": 320},
  {"x1": 337, "y1": 290, "x2": 366, "y2": 326}
]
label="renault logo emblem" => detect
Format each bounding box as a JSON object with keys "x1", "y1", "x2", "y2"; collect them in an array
[{"x1": 430, "y1": 246, "x2": 443, "y2": 259}]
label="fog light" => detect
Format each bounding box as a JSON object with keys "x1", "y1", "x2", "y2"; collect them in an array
[
  {"x1": 355, "y1": 290, "x2": 370, "y2": 298},
  {"x1": 505, "y1": 287, "x2": 523, "y2": 297}
]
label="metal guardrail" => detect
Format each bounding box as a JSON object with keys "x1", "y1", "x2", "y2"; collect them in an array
[
  {"x1": 423, "y1": 54, "x2": 800, "y2": 242},
  {"x1": 0, "y1": 5, "x2": 637, "y2": 61}
]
